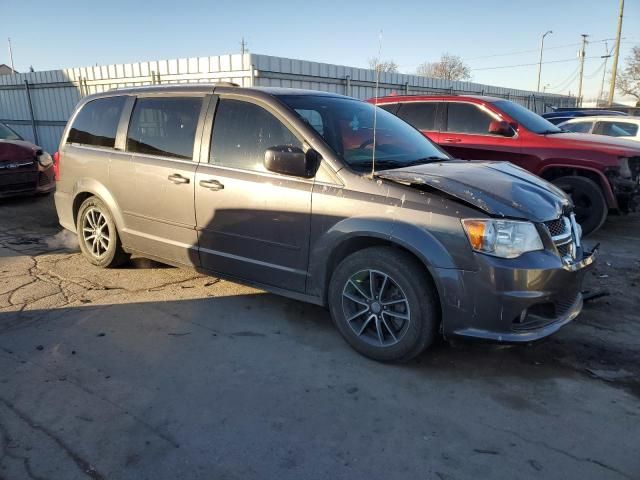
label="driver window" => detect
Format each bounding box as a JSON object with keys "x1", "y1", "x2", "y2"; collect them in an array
[{"x1": 210, "y1": 99, "x2": 302, "y2": 172}]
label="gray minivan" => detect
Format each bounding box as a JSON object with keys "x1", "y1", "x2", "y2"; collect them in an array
[{"x1": 54, "y1": 84, "x2": 595, "y2": 361}]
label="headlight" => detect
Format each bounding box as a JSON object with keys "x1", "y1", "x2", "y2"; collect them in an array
[
  {"x1": 619, "y1": 157, "x2": 632, "y2": 179},
  {"x1": 37, "y1": 151, "x2": 53, "y2": 167},
  {"x1": 461, "y1": 219, "x2": 543, "y2": 259}
]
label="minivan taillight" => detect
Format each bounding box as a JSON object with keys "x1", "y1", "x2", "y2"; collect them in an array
[{"x1": 53, "y1": 151, "x2": 60, "y2": 181}]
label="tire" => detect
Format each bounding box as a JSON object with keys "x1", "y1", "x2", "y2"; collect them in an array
[
  {"x1": 328, "y1": 246, "x2": 438, "y2": 362},
  {"x1": 76, "y1": 196, "x2": 130, "y2": 268},
  {"x1": 552, "y1": 176, "x2": 607, "y2": 236}
]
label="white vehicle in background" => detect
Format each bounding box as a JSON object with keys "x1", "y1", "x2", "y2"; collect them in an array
[{"x1": 559, "y1": 116, "x2": 640, "y2": 142}]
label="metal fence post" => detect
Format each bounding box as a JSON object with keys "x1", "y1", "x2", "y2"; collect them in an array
[
  {"x1": 23, "y1": 80, "x2": 39, "y2": 145},
  {"x1": 345, "y1": 75, "x2": 351, "y2": 97}
]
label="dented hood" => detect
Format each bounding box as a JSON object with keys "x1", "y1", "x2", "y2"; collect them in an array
[{"x1": 377, "y1": 160, "x2": 570, "y2": 222}]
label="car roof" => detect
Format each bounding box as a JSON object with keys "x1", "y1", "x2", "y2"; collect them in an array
[
  {"x1": 561, "y1": 116, "x2": 640, "y2": 123},
  {"x1": 87, "y1": 83, "x2": 351, "y2": 100},
  {"x1": 372, "y1": 94, "x2": 505, "y2": 104},
  {"x1": 543, "y1": 110, "x2": 627, "y2": 118}
]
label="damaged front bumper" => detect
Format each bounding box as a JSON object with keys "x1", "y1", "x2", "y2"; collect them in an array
[{"x1": 434, "y1": 246, "x2": 596, "y2": 343}]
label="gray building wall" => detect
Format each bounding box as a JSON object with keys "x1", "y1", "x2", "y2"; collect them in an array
[{"x1": 0, "y1": 53, "x2": 576, "y2": 153}]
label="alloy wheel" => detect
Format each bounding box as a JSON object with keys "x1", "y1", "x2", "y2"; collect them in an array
[
  {"x1": 82, "y1": 207, "x2": 111, "y2": 259},
  {"x1": 341, "y1": 269, "x2": 411, "y2": 347}
]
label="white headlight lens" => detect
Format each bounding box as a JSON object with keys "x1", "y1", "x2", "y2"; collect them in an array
[{"x1": 462, "y1": 219, "x2": 543, "y2": 259}]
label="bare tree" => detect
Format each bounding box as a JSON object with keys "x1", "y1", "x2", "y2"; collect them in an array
[
  {"x1": 616, "y1": 46, "x2": 640, "y2": 105},
  {"x1": 416, "y1": 53, "x2": 471, "y2": 81},
  {"x1": 368, "y1": 57, "x2": 399, "y2": 73}
]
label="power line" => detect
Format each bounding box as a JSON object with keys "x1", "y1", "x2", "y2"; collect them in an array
[
  {"x1": 464, "y1": 38, "x2": 620, "y2": 62},
  {"x1": 470, "y1": 56, "x2": 602, "y2": 71}
]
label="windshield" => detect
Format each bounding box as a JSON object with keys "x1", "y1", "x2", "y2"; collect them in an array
[
  {"x1": 0, "y1": 123, "x2": 22, "y2": 141},
  {"x1": 493, "y1": 100, "x2": 562, "y2": 134},
  {"x1": 278, "y1": 95, "x2": 450, "y2": 172}
]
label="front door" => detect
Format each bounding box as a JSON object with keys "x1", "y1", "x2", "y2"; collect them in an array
[
  {"x1": 114, "y1": 95, "x2": 206, "y2": 266},
  {"x1": 195, "y1": 97, "x2": 312, "y2": 292},
  {"x1": 440, "y1": 102, "x2": 520, "y2": 162}
]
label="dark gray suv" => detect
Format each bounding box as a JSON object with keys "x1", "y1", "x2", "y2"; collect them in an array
[{"x1": 54, "y1": 84, "x2": 595, "y2": 361}]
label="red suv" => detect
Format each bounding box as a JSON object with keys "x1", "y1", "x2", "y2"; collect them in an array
[{"x1": 371, "y1": 95, "x2": 640, "y2": 234}]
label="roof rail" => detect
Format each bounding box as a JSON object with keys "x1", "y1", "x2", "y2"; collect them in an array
[{"x1": 214, "y1": 81, "x2": 240, "y2": 87}]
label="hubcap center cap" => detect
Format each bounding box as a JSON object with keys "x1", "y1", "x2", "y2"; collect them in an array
[{"x1": 370, "y1": 302, "x2": 382, "y2": 314}]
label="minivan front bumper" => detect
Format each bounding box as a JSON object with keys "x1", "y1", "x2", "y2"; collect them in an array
[{"x1": 434, "y1": 247, "x2": 596, "y2": 343}]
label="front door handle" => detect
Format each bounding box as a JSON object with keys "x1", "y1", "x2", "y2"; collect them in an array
[
  {"x1": 443, "y1": 137, "x2": 462, "y2": 143},
  {"x1": 168, "y1": 173, "x2": 190, "y2": 184},
  {"x1": 199, "y1": 178, "x2": 225, "y2": 191}
]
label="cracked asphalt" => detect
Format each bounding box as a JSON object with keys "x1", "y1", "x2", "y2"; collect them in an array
[{"x1": 1, "y1": 194, "x2": 639, "y2": 480}]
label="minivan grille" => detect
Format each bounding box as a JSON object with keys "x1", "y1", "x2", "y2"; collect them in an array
[{"x1": 544, "y1": 215, "x2": 578, "y2": 264}]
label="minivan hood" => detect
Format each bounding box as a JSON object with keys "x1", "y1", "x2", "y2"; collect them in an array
[{"x1": 377, "y1": 160, "x2": 570, "y2": 222}]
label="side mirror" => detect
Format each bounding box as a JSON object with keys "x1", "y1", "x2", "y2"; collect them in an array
[
  {"x1": 488, "y1": 120, "x2": 515, "y2": 137},
  {"x1": 264, "y1": 145, "x2": 320, "y2": 178}
]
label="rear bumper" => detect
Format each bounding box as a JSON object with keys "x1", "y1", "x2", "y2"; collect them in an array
[
  {"x1": 54, "y1": 190, "x2": 75, "y2": 232},
  {"x1": 434, "y1": 247, "x2": 596, "y2": 343}
]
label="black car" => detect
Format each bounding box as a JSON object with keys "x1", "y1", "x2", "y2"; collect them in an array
[
  {"x1": 542, "y1": 109, "x2": 628, "y2": 125},
  {"x1": 0, "y1": 123, "x2": 55, "y2": 198}
]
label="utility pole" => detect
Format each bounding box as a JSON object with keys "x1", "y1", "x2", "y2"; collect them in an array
[
  {"x1": 607, "y1": 0, "x2": 624, "y2": 106},
  {"x1": 7, "y1": 37, "x2": 15, "y2": 71},
  {"x1": 240, "y1": 37, "x2": 247, "y2": 55},
  {"x1": 537, "y1": 30, "x2": 553, "y2": 92},
  {"x1": 599, "y1": 41, "x2": 612, "y2": 105},
  {"x1": 577, "y1": 34, "x2": 588, "y2": 107}
]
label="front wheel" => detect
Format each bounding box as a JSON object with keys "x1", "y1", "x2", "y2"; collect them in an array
[
  {"x1": 552, "y1": 176, "x2": 607, "y2": 236},
  {"x1": 76, "y1": 197, "x2": 130, "y2": 268},
  {"x1": 328, "y1": 246, "x2": 439, "y2": 362}
]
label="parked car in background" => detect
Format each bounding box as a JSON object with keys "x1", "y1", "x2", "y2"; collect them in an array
[
  {"x1": 54, "y1": 84, "x2": 594, "y2": 362},
  {"x1": 559, "y1": 116, "x2": 640, "y2": 142},
  {"x1": 372, "y1": 95, "x2": 640, "y2": 235},
  {"x1": 0, "y1": 122, "x2": 55, "y2": 198},
  {"x1": 542, "y1": 109, "x2": 628, "y2": 125}
]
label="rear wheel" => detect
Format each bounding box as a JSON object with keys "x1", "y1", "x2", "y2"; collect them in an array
[
  {"x1": 552, "y1": 176, "x2": 607, "y2": 235},
  {"x1": 328, "y1": 246, "x2": 438, "y2": 362},
  {"x1": 76, "y1": 197, "x2": 130, "y2": 268}
]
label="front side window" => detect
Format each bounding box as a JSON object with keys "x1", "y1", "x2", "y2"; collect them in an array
[
  {"x1": 563, "y1": 122, "x2": 593, "y2": 133},
  {"x1": 67, "y1": 96, "x2": 126, "y2": 148},
  {"x1": 279, "y1": 95, "x2": 449, "y2": 172},
  {"x1": 210, "y1": 99, "x2": 302, "y2": 172},
  {"x1": 445, "y1": 103, "x2": 494, "y2": 135},
  {"x1": 127, "y1": 97, "x2": 202, "y2": 160},
  {"x1": 396, "y1": 102, "x2": 439, "y2": 131}
]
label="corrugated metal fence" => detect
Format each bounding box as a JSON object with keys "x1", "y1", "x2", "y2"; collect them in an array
[{"x1": 0, "y1": 53, "x2": 576, "y2": 153}]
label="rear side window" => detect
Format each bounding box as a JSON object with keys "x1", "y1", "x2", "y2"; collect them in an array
[
  {"x1": 67, "y1": 96, "x2": 126, "y2": 148},
  {"x1": 446, "y1": 103, "x2": 494, "y2": 134},
  {"x1": 594, "y1": 121, "x2": 638, "y2": 137},
  {"x1": 563, "y1": 122, "x2": 592, "y2": 133},
  {"x1": 396, "y1": 102, "x2": 439, "y2": 131},
  {"x1": 210, "y1": 99, "x2": 302, "y2": 172},
  {"x1": 127, "y1": 97, "x2": 202, "y2": 160}
]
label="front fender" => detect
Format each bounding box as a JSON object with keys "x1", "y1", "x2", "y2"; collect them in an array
[
  {"x1": 539, "y1": 162, "x2": 617, "y2": 208},
  {"x1": 307, "y1": 216, "x2": 460, "y2": 301}
]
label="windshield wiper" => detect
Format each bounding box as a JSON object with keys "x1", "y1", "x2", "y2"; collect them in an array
[{"x1": 405, "y1": 156, "x2": 449, "y2": 166}]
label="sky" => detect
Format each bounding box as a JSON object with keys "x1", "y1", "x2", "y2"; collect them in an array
[{"x1": 3, "y1": 0, "x2": 639, "y2": 103}]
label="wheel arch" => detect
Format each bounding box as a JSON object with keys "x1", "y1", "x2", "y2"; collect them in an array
[
  {"x1": 539, "y1": 163, "x2": 617, "y2": 208},
  {"x1": 309, "y1": 219, "x2": 454, "y2": 312},
  {"x1": 71, "y1": 179, "x2": 125, "y2": 230}
]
